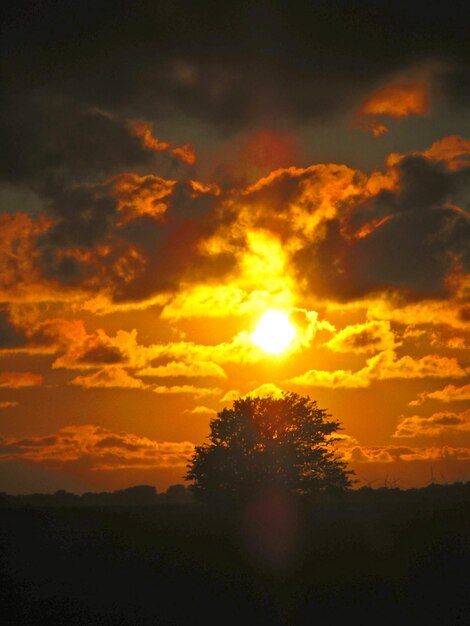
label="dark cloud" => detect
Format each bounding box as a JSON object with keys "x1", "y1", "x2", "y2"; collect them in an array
[
  {"x1": 0, "y1": 99, "x2": 162, "y2": 186},
  {"x1": 77, "y1": 345, "x2": 124, "y2": 366},
  {"x1": 1, "y1": 1, "x2": 469, "y2": 145},
  {"x1": 0, "y1": 308, "x2": 26, "y2": 348},
  {"x1": 294, "y1": 156, "x2": 470, "y2": 301},
  {"x1": 0, "y1": 3, "x2": 469, "y2": 307}
]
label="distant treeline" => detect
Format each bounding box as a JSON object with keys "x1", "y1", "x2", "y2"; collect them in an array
[
  {"x1": 1, "y1": 481, "x2": 470, "y2": 508},
  {"x1": 0, "y1": 484, "x2": 193, "y2": 507}
]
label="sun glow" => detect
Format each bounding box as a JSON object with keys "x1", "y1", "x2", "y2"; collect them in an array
[{"x1": 251, "y1": 309, "x2": 296, "y2": 354}]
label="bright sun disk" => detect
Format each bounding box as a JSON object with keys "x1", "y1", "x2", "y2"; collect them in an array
[{"x1": 251, "y1": 309, "x2": 296, "y2": 354}]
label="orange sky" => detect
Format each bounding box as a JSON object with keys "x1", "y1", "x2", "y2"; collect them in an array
[{"x1": 1, "y1": 3, "x2": 469, "y2": 493}]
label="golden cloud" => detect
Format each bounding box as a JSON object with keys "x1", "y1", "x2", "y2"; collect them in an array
[
  {"x1": 70, "y1": 367, "x2": 148, "y2": 389},
  {"x1": 244, "y1": 383, "x2": 285, "y2": 399},
  {"x1": 286, "y1": 349, "x2": 467, "y2": 389},
  {"x1": 409, "y1": 383, "x2": 470, "y2": 406},
  {"x1": 183, "y1": 405, "x2": 217, "y2": 415},
  {"x1": 324, "y1": 320, "x2": 397, "y2": 354},
  {"x1": 152, "y1": 385, "x2": 221, "y2": 397},
  {"x1": 366, "y1": 298, "x2": 470, "y2": 331},
  {"x1": 137, "y1": 361, "x2": 226, "y2": 379},
  {"x1": 0, "y1": 401, "x2": 19, "y2": 408},
  {"x1": 394, "y1": 409, "x2": 470, "y2": 438},
  {"x1": 0, "y1": 133, "x2": 467, "y2": 321}
]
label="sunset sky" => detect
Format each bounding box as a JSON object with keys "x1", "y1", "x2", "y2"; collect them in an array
[{"x1": 1, "y1": 1, "x2": 469, "y2": 493}]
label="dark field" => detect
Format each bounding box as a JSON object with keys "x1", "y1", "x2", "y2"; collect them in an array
[{"x1": 1, "y1": 485, "x2": 470, "y2": 625}]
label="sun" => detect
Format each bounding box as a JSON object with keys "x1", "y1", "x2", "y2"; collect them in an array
[{"x1": 251, "y1": 309, "x2": 296, "y2": 354}]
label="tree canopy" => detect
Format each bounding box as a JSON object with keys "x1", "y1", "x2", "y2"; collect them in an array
[{"x1": 186, "y1": 392, "x2": 353, "y2": 500}]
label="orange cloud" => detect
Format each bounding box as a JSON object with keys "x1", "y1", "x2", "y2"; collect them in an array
[
  {"x1": 394, "y1": 409, "x2": 470, "y2": 438},
  {"x1": 0, "y1": 424, "x2": 194, "y2": 470},
  {"x1": 423, "y1": 135, "x2": 470, "y2": 169},
  {"x1": 324, "y1": 320, "x2": 397, "y2": 354},
  {"x1": 245, "y1": 383, "x2": 285, "y2": 399},
  {"x1": 133, "y1": 121, "x2": 171, "y2": 151},
  {"x1": 341, "y1": 446, "x2": 394, "y2": 464},
  {"x1": 409, "y1": 383, "x2": 470, "y2": 406},
  {"x1": 286, "y1": 349, "x2": 467, "y2": 389},
  {"x1": 152, "y1": 385, "x2": 220, "y2": 397},
  {"x1": 356, "y1": 80, "x2": 429, "y2": 136},
  {"x1": 184, "y1": 405, "x2": 217, "y2": 415},
  {"x1": 70, "y1": 367, "x2": 148, "y2": 389},
  {"x1": 0, "y1": 371, "x2": 43, "y2": 388},
  {"x1": 366, "y1": 298, "x2": 469, "y2": 331},
  {"x1": 0, "y1": 401, "x2": 18, "y2": 408},
  {"x1": 357, "y1": 119, "x2": 389, "y2": 137},
  {"x1": 113, "y1": 173, "x2": 176, "y2": 223},
  {"x1": 133, "y1": 121, "x2": 196, "y2": 165},
  {"x1": 339, "y1": 444, "x2": 470, "y2": 464},
  {"x1": 367, "y1": 350, "x2": 468, "y2": 381},
  {"x1": 220, "y1": 383, "x2": 286, "y2": 404},
  {"x1": 359, "y1": 80, "x2": 429, "y2": 119},
  {"x1": 172, "y1": 143, "x2": 197, "y2": 166},
  {"x1": 0, "y1": 212, "x2": 53, "y2": 302},
  {"x1": 387, "y1": 135, "x2": 470, "y2": 171},
  {"x1": 360, "y1": 81, "x2": 429, "y2": 119},
  {"x1": 137, "y1": 361, "x2": 226, "y2": 379},
  {"x1": 50, "y1": 324, "x2": 146, "y2": 370}
]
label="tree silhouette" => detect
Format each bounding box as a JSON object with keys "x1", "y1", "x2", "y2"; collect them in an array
[{"x1": 186, "y1": 392, "x2": 353, "y2": 500}]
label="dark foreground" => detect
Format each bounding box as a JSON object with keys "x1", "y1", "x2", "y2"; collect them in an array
[{"x1": 1, "y1": 485, "x2": 469, "y2": 625}]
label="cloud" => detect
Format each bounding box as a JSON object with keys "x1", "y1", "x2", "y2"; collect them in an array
[
  {"x1": 341, "y1": 446, "x2": 394, "y2": 464},
  {"x1": 113, "y1": 173, "x2": 176, "y2": 224},
  {"x1": 339, "y1": 444, "x2": 470, "y2": 463},
  {"x1": 286, "y1": 349, "x2": 467, "y2": 389},
  {"x1": 286, "y1": 368, "x2": 369, "y2": 390},
  {"x1": 0, "y1": 371, "x2": 43, "y2": 388},
  {"x1": 0, "y1": 131, "x2": 468, "y2": 315},
  {"x1": 360, "y1": 81, "x2": 429, "y2": 118},
  {"x1": 367, "y1": 350, "x2": 468, "y2": 380},
  {"x1": 292, "y1": 152, "x2": 470, "y2": 303},
  {"x1": 0, "y1": 213, "x2": 53, "y2": 302},
  {"x1": 422, "y1": 136, "x2": 470, "y2": 170},
  {"x1": 161, "y1": 285, "x2": 278, "y2": 320},
  {"x1": 0, "y1": 424, "x2": 194, "y2": 470},
  {"x1": 409, "y1": 383, "x2": 470, "y2": 406},
  {"x1": 70, "y1": 367, "x2": 148, "y2": 389},
  {"x1": 184, "y1": 405, "x2": 217, "y2": 416},
  {"x1": 324, "y1": 320, "x2": 396, "y2": 354},
  {"x1": 394, "y1": 409, "x2": 470, "y2": 438},
  {"x1": 137, "y1": 361, "x2": 226, "y2": 379},
  {"x1": 220, "y1": 383, "x2": 286, "y2": 404},
  {"x1": 4, "y1": 2, "x2": 469, "y2": 141},
  {"x1": 0, "y1": 401, "x2": 19, "y2": 409},
  {"x1": 220, "y1": 389, "x2": 241, "y2": 403},
  {"x1": 48, "y1": 324, "x2": 148, "y2": 370},
  {"x1": 244, "y1": 383, "x2": 285, "y2": 399},
  {"x1": 152, "y1": 385, "x2": 220, "y2": 398},
  {"x1": 357, "y1": 80, "x2": 429, "y2": 134},
  {"x1": 133, "y1": 121, "x2": 196, "y2": 165},
  {"x1": 365, "y1": 298, "x2": 469, "y2": 330}
]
